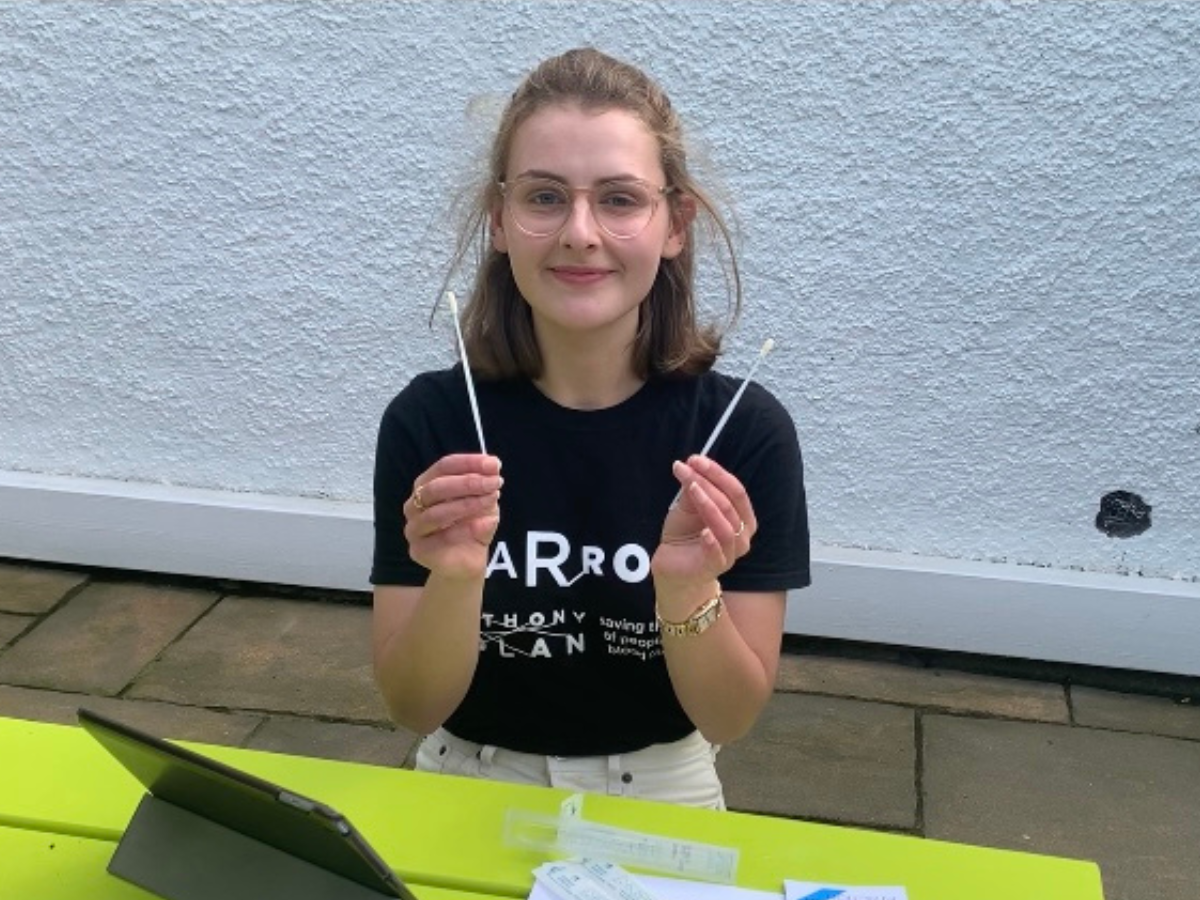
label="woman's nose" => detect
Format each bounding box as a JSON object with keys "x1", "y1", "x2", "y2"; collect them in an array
[{"x1": 559, "y1": 193, "x2": 601, "y2": 248}]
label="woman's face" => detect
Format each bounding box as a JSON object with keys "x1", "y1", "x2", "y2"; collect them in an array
[{"x1": 492, "y1": 104, "x2": 685, "y2": 353}]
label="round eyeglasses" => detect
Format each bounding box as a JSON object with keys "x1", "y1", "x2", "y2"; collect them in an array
[{"x1": 499, "y1": 176, "x2": 674, "y2": 240}]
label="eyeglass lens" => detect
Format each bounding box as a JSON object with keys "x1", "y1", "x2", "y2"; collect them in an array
[{"x1": 506, "y1": 179, "x2": 660, "y2": 239}]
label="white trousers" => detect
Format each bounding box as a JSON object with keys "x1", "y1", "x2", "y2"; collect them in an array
[{"x1": 414, "y1": 727, "x2": 725, "y2": 810}]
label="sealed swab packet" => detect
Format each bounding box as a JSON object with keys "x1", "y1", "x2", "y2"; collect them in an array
[{"x1": 504, "y1": 794, "x2": 738, "y2": 884}]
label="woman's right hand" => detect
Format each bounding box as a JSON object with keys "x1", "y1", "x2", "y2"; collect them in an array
[{"x1": 405, "y1": 453, "x2": 503, "y2": 581}]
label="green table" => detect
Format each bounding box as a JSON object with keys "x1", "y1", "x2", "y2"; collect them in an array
[
  {"x1": 0, "y1": 716, "x2": 1105, "y2": 898},
  {"x1": 0, "y1": 825, "x2": 494, "y2": 900}
]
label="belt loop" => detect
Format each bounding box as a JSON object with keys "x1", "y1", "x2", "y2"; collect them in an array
[
  {"x1": 607, "y1": 753, "x2": 624, "y2": 796},
  {"x1": 479, "y1": 744, "x2": 497, "y2": 773}
]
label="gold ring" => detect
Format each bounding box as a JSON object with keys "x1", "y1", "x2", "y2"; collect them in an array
[
  {"x1": 733, "y1": 519, "x2": 746, "y2": 538},
  {"x1": 412, "y1": 485, "x2": 428, "y2": 512}
]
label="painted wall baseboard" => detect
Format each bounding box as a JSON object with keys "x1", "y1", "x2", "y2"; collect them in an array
[
  {"x1": 2, "y1": 470, "x2": 1197, "y2": 676},
  {"x1": 0, "y1": 471, "x2": 372, "y2": 595}
]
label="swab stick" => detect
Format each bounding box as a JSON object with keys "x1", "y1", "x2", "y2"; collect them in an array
[
  {"x1": 446, "y1": 291, "x2": 488, "y2": 454},
  {"x1": 671, "y1": 338, "x2": 775, "y2": 507},
  {"x1": 697, "y1": 338, "x2": 775, "y2": 457}
]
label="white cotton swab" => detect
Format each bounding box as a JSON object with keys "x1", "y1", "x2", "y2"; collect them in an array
[
  {"x1": 671, "y1": 338, "x2": 776, "y2": 507},
  {"x1": 446, "y1": 291, "x2": 488, "y2": 454},
  {"x1": 696, "y1": 338, "x2": 775, "y2": 458}
]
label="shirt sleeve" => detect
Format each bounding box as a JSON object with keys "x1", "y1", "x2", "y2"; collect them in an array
[{"x1": 370, "y1": 383, "x2": 433, "y2": 586}]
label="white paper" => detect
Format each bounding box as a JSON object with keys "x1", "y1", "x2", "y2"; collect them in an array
[
  {"x1": 640, "y1": 875, "x2": 781, "y2": 900},
  {"x1": 534, "y1": 861, "x2": 663, "y2": 900},
  {"x1": 784, "y1": 881, "x2": 908, "y2": 900},
  {"x1": 528, "y1": 867, "x2": 780, "y2": 900}
]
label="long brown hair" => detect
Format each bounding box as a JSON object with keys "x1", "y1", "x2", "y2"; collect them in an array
[{"x1": 445, "y1": 48, "x2": 741, "y2": 380}]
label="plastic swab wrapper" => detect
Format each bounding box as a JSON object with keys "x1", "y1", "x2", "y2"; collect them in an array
[
  {"x1": 446, "y1": 290, "x2": 488, "y2": 453},
  {"x1": 503, "y1": 794, "x2": 738, "y2": 884}
]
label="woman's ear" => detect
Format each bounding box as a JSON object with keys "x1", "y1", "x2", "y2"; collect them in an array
[
  {"x1": 662, "y1": 193, "x2": 697, "y2": 260},
  {"x1": 490, "y1": 205, "x2": 509, "y2": 254}
]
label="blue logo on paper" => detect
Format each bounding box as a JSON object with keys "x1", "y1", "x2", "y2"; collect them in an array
[{"x1": 798, "y1": 891, "x2": 846, "y2": 900}]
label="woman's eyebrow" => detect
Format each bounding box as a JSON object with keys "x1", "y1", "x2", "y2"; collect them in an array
[
  {"x1": 511, "y1": 169, "x2": 645, "y2": 184},
  {"x1": 510, "y1": 169, "x2": 566, "y2": 183}
]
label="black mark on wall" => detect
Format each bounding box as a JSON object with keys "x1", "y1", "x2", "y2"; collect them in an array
[{"x1": 1095, "y1": 491, "x2": 1152, "y2": 538}]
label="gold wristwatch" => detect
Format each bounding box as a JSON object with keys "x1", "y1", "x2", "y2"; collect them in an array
[{"x1": 657, "y1": 590, "x2": 724, "y2": 638}]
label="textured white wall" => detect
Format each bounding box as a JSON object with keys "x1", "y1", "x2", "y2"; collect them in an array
[{"x1": 2, "y1": 2, "x2": 1197, "y2": 581}]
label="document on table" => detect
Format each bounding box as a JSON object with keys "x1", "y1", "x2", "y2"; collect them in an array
[
  {"x1": 784, "y1": 882, "x2": 908, "y2": 900},
  {"x1": 529, "y1": 859, "x2": 779, "y2": 900},
  {"x1": 527, "y1": 876, "x2": 906, "y2": 900},
  {"x1": 527, "y1": 880, "x2": 777, "y2": 900},
  {"x1": 526, "y1": 859, "x2": 908, "y2": 900}
]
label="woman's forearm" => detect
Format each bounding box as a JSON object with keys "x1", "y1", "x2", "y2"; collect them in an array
[
  {"x1": 372, "y1": 575, "x2": 486, "y2": 734},
  {"x1": 657, "y1": 584, "x2": 784, "y2": 745}
]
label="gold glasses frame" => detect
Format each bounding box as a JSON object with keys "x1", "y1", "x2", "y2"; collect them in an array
[{"x1": 498, "y1": 175, "x2": 675, "y2": 240}]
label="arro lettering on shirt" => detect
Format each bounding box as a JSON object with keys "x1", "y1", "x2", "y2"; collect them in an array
[{"x1": 485, "y1": 531, "x2": 651, "y2": 587}]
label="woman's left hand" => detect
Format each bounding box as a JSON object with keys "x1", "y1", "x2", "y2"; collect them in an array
[{"x1": 652, "y1": 455, "x2": 757, "y2": 590}]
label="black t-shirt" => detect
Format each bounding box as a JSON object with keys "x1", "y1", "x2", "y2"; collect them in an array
[{"x1": 371, "y1": 365, "x2": 810, "y2": 755}]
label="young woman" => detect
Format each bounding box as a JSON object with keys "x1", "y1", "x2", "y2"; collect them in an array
[{"x1": 371, "y1": 48, "x2": 809, "y2": 809}]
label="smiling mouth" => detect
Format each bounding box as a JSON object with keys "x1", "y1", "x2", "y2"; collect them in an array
[{"x1": 550, "y1": 267, "x2": 611, "y2": 282}]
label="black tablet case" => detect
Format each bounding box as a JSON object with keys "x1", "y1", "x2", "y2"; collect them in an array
[{"x1": 78, "y1": 708, "x2": 417, "y2": 900}]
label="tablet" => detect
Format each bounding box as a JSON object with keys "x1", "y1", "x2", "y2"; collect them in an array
[{"x1": 77, "y1": 707, "x2": 417, "y2": 899}]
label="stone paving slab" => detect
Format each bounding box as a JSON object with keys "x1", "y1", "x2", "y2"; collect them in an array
[
  {"x1": 4, "y1": 560, "x2": 1198, "y2": 900},
  {"x1": 0, "y1": 582, "x2": 219, "y2": 695},
  {"x1": 718, "y1": 693, "x2": 916, "y2": 829},
  {"x1": 0, "y1": 685, "x2": 262, "y2": 745},
  {"x1": 777, "y1": 654, "x2": 1069, "y2": 723},
  {"x1": 245, "y1": 715, "x2": 419, "y2": 767},
  {"x1": 923, "y1": 714, "x2": 1200, "y2": 900},
  {"x1": 1071, "y1": 686, "x2": 1200, "y2": 742},
  {"x1": 0, "y1": 612, "x2": 30, "y2": 648},
  {"x1": 127, "y1": 596, "x2": 389, "y2": 724},
  {"x1": 0, "y1": 563, "x2": 88, "y2": 614}
]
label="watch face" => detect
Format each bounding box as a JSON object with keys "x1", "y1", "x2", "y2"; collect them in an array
[{"x1": 690, "y1": 596, "x2": 723, "y2": 635}]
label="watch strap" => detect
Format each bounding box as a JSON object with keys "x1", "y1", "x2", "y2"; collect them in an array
[{"x1": 657, "y1": 590, "x2": 724, "y2": 638}]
